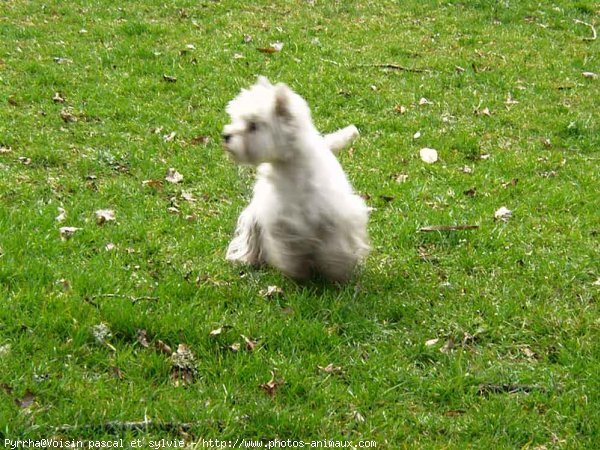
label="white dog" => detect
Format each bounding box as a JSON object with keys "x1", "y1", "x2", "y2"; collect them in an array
[{"x1": 222, "y1": 76, "x2": 370, "y2": 282}]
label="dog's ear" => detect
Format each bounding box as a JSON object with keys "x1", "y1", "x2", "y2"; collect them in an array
[
  {"x1": 274, "y1": 83, "x2": 292, "y2": 119},
  {"x1": 256, "y1": 76, "x2": 272, "y2": 87}
]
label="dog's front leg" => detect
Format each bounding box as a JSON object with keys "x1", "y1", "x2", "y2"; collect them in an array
[{"x1": 226, "y1": 206, "x2": 264, "y2": 266}]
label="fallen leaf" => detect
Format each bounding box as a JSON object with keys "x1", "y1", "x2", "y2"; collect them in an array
[
  {"x1": 241, "y1": 335, "x2": 257, "y2": 351},
  {"x1": 477, "y1": 107, "x2": 492, "y2": 117},
  {"x1": 142, "y1": 179, "x2": 163, "y2": 188},
  {"x1": 105, "y1": 242, "x2": 116, "y2": 251},
  {"x1": 419, "y1": 148, "x2": 438, "y2": 164},
  {"x1": 163, "y1": 74, "x2": 177, "y2": 82},
  {"x1": 109, "y1": 366, "x2": 124, "y2": 380},
  {"x1": 163, "y1": 131, "x2": 177, "y2": 142},
  {"x1": 53, "y1": 57, "x2": 73, "y2": 65},
  {"x1": 444, "y1": 410, "x2": 466, "y2": 417},
  {"x1": 463, "y1": 187, "x2": 477, "y2": 197},
  {"x1": 95, "y1": 209, "x2": 116, "y2": 225},
  {"x1": 229, "y1": 343, "x2": 241, "y2": 352},
  {"x1": 181, "y1": 191, "x2": 196, "y2": 202},
  {"x1": 352, "y1": 411, "x2": 366, "y2": 423},
  {"x1": 480, "y1": 153, "x2": 491, "y2": 160},
  {"x1": 494, "y1": 206, "x2": 512, "y2": 221},
  {"x1": 425, "y1": 338, "x2": 440, "y2": 347},
  {"x1": 59, "y1": 226, "x2": 81, "y2": 240},
  {"x1": 259, "y1": 370, "x2": 284, "y2": 396},
  {"x1": 460, "y1": 165, "x2": 473, "y2": 174},
  {"x1": 155, "y1": 339, "x2": 173, "y2": 356},
  {"x1": 137, "y1": 329, "x2": 150, "y2": 348},
  {"x1": 505, "y1": 92, "x2": 519, "y2": 105},
  {"x1": 501, "y1": 178, "x2": 518, "y2": 189},
  {"x1": 413, "y1": 131, "x2": 421, "y2": 139},
  {"x1": 171, "y1": 344, "x2": 197, "y2": 386},
  {"x1": 419, "y1": 97, "x2": 433, "y2": 106},
  {"x1": 318, "y1": 363, "x2": 344, "y2": 375},
  {"x1": 395, "y1": 173, "x2": 408, "y2": 183},
  {"x1": 55, "y1": 207, "x2": 66, "y2": 222},
  {"x1": 257, "y1": 42, "x2": 284, "y2": 53},
  {"x1": 60, "y1": 108, "x2": 77, "y2": 123},
  {"x1": 0, "y1": 145, "x2": 12, "y2": 154},
  {"x1": 260, "y1": 285, "x2": 284, "y2": 298},
  {"x1": 165, "y1": 168, "x2": 184, "y2": 184},
  {"x1": 440, "y1": 337, "x2": 455, "y2": 353},
  {"x1": 592, "y1": 277, "x2": 600, "y2": 286},
  {"x1": 190, "y1": 135, "x2": 211, "y2": 145},
  {"x1": 91, "y1": 323, "x2": 112, "y2": 344},
  {"x1": 243, "y1": 34, "x2": 253, "y2": 43},
  {"x1": 394, "y1": 105, "x2": 407, "y2": 114},
  {"x1": 419, "y1": 224, "x2": 478, "y2": 232},
  {"x1": 208, "y1": 327, "x2": 225, "y2": 337},
  {"x1": 52, "y1": 92, "x2": 66, "y2": 103},
  {"x1": 582, "y1": 71, "x2": 598, "y2": 79},
  {"x1": 15, "y1": 390, "x2": 35, "y2": 409},
  {"x1": 18, "y1": 156, "x2": 32, "y2": 165}
]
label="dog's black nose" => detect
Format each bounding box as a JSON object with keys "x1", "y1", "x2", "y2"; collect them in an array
[{"x1": 222, "y1": 133, "x2": 232, "y2": 143}]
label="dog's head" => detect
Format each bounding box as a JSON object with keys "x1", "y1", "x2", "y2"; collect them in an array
[{"x1": 222, "y1": 76, "x2": 312, "y2": 165}]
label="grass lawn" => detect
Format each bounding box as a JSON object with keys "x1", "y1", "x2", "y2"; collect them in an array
[{"x1": 1, "y1": 0, "x2": 599, "y2": 447}]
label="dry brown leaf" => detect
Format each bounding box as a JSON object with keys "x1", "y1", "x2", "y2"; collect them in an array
[
  {"x1": 109, "y1": 366, "x2": 124, "y2": 380},
  {"x1": 318, "y1": 363, "x2": 344, "y2": 376},
  {"x1": 155, "y1": 339, "x2": 173, "y2": 356},
  {"x1": 0, "y1": 145, "x2": 12, "y2": 154},
  {"x1": 241, "y1": 335, "x2": 258, "y2": 351},
  {"x1": 181, "y1": 191, "x2": 196, "y2": 202},
  {"x1": 394, "y1": 105, "x2": 407, "y2": 114},
  {"x1": 259, "y1": 370, "x2": 284, "y2": 396},
  {"x1": 190, "y1": 135, "x2": 211, "y2": 146},
  {"x1": 15, "y1": 390, "x2": 35, "y2": 409},
  {"x1": 95, "y1": 209, "x2": 116, "y2": 225},
  {"x1": 501, "y1": 178, "x2": 518, "y2": 189},
  {"x1": 137, "y1": 329, "x2": 150, "y2": 348},
  {"x1": 52, "y1": 92, "x2": 66, "y2": 103},
  {"x1": 165, "y1": 168, "x2": 184, "y2": 184},
  {"x1": 59, "y1": 226, "x2": 81, "y2": 240},
  {"x1": 229, "y1": 343, "x2": 241, "y2": 353},
  {"x1": 60, "y1": 108, "x2": 77, "y2": 123},
  {"x1": 55, "y1": 207, "x2": 66, "y2": 223},
  {"x1": 260, "y1": 285, "x2": 284, "y2": 298},
  {"x1": 440, "y1": 337, "x2": 455, "y2": 353},
  {"x1": 208, "y1": 327, "x2": 225, "y2": 337},
  {"x1": 171, "y1": 344, "x2": 197, "y2": 386},
  {"x1": 142, "y1": 179, "x2": 163, "y2": 188}
]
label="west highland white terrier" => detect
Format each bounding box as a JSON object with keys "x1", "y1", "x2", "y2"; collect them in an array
[{"x1": 222, "y1": 76, "x2": 370, "y2": 282}]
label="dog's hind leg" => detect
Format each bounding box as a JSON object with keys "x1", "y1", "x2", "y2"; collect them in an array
[
  {"x1": 323, "y1": 125, "x2": 359, "y2": 155},
  {"x1": 226, "y1": 207, "x2": 264, "y2": 266}
]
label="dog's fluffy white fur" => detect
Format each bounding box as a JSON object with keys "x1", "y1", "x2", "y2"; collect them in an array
[{"x1": 222, "y1": 76, "x2": 369, "y2": 282}]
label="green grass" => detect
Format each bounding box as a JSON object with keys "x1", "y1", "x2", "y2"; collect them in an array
[{"x1": 1, "y1": 0, "x2": 599, "y2": 447}]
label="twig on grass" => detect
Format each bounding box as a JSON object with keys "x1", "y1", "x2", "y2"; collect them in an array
[
  {"x1": 418, "y1": 225, "x2": 479, "y2": 232},
  {"x1": 319, "y1": 58, "x2": 432, "y2": 73},
  {"x1": 357, "y1": 63, "x2": 432, "y2": 73},
  {"x1": 54, "y1": 419, "x2": 196, "y2": 433},
  {"x1": 87, "y1": 293, "x2": 159, "y2": 304},
  {"x1": 574, "y1": 19, "x2": 597, "y2": 41}
]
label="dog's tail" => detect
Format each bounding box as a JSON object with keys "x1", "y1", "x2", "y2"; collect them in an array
[{"x1": 323, "y1": 125, "x2": 359, "y2": 155}]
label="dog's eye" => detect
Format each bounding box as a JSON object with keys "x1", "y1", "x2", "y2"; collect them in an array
[{"x1": 247, "y1": 121, "x2": 258, "y2": 132}]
